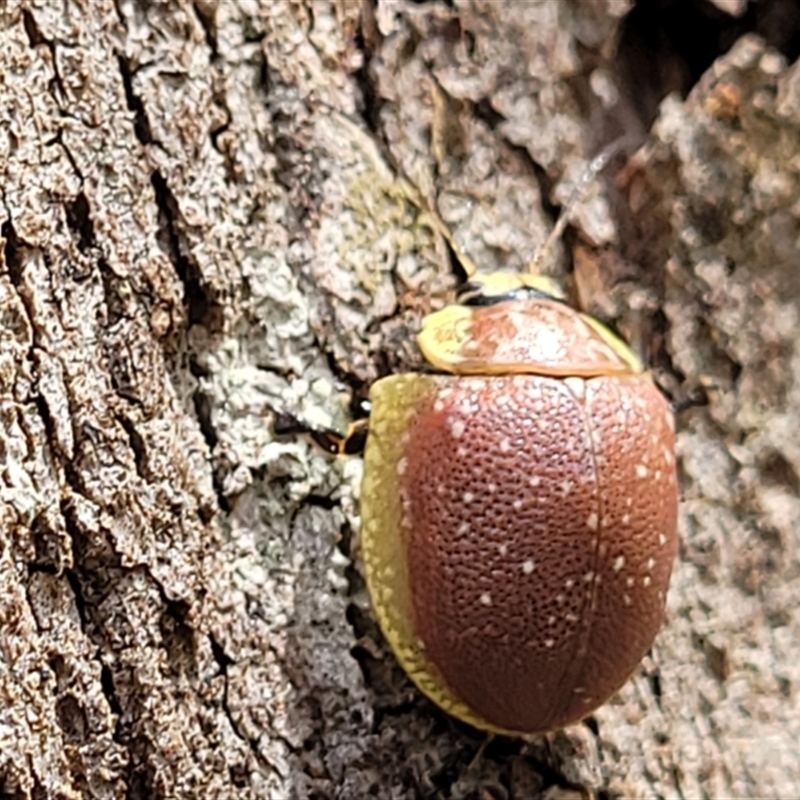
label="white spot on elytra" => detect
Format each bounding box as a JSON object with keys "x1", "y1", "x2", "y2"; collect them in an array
[
  {"x1": 622, "y1": 513, "x2": 631, "y2": 525},
  {"x1": 480, "y1": 592, "x2": 492, "y2": 606},
  {"x1": 500, "y1": 438, "x2": 512, "y2": 453},
  {"x1": 626, "y1": 497, "x2": 633, "y2": 507},
  {"x1": 433, "y1": 399, "x2": 445, "y2": 413},
  {"x1": 548, "y1": 615, "x2": 556, "y2": 625},
  {"x1": 583, "y1": 571, "x2": 594, "y2": 582},
  {"x1": 522, "y1": 559, "x2": 535, "y2": 574},
  {"x1": 626, "y1": 577, "x2": 635, "y2": 588},
  {"x1": 636, "y1": 464, "x2": 649, "y2": 478},
  {"x1": 513, "y1": 499, "x2": 523, "y2": 511},
  {"x1": 659, "y1": 533, "x2": 668, "y2": 546},
  {"x1": 529, "y1": 476, "x2": 541, "y2": 488},
  {"x1": 544, "y1": 639, "x2": 555, "y2": 648},
  {"x1": 556, "y1": 594, "x2": 565, "y2": 604},
  {"x1": 560, "y1": 480, "x2": 574, "y2": 495},
  {"x1": 457, "y1": 446, "x2": 468, "y2": 458},
  {"x1": 457, "y1": 522, "x2": 470, "y2": 536},
  {"x1": 498, "y1": 543, "x2": 508, "y2": 557},
  {"x1": 463, "y1": 491, "x2": 475, "y2": 504},
  {"x1": 623, "y1": 594, "x2": 632, "y2": 606},
  {"x1": 643, "y1": 576, "x2": 652, "y2": 588},
  {"x1": 565, "y1": 579, "x2": 575, "y2": 589},
  {"x1": 613, "y1": 556, "x2": 626, "y2": 572},
  {"x1": 450, "y1": 419, "x2": 466, "y2": 439},
  {"x1": 565, "y1": 613, "x2": 579, "y2": 623},
  {"x1": 586, "y1": 512, "x2": 598, "y2": 531},
  {"x1": 564, "y1": 376, "x2": 586, "y2": 400},
  {"x1": 397, "y1": 457, "x2": 408, "y2": 476},
  {"x1": 646, "y1": 557, "x2": 656, "y2": 571},
  {"x1": 487, "y1": 482, "x2": 497, "y2": 493}
]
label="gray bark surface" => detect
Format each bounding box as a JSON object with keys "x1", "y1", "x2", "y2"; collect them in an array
[{"x1": 0, "y1": 1, "x2": 798, "y2": 798}]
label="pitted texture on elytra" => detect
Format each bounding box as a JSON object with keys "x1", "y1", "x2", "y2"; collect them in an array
[
  {"x1": 579, "y1": 378, "x2": 679, "y2": 695},
  {"x1": 395, "y1": 373, "x2": 677, "y2": 734}
]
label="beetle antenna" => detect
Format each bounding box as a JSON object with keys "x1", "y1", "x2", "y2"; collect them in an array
[{"x1": 531, "y1": 136, "x2": 634, "y2": 273}]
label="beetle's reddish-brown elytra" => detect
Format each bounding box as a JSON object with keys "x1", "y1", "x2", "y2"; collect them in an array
[{"x1": 360, "y1": 274, "x2": 679, "y2": 736}]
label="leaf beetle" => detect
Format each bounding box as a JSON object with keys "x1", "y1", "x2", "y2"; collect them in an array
[{"x1": 358, "y1": 157, "x2": 679, "y2": 736}]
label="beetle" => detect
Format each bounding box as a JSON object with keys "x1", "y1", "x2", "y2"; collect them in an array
[{"x1": 359, "y1": 254, "x2": 679, "y2": 734}]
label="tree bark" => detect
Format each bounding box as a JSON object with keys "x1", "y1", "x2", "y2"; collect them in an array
[{"x1": 1, "y1": 1, "x2": 799, "y2": 798}]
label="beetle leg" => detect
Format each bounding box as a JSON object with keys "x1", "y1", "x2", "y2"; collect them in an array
[
  {"x1": 272, "y1": 410, "x2": 369, "y2": 456},
  {"x1": 465, "y1": 733, "x2": 495, "y2": 772},
  {"x1": 340, "y1": 418, "x2": 369, "y2": 455},
  {"x1": 669, "y1": 385, "x2": 709, "y2": 414}
]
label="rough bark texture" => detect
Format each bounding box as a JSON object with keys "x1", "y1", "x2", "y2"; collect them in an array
[{"x1": 1, "y1": 1, "x2": 799, "y2": 798}]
